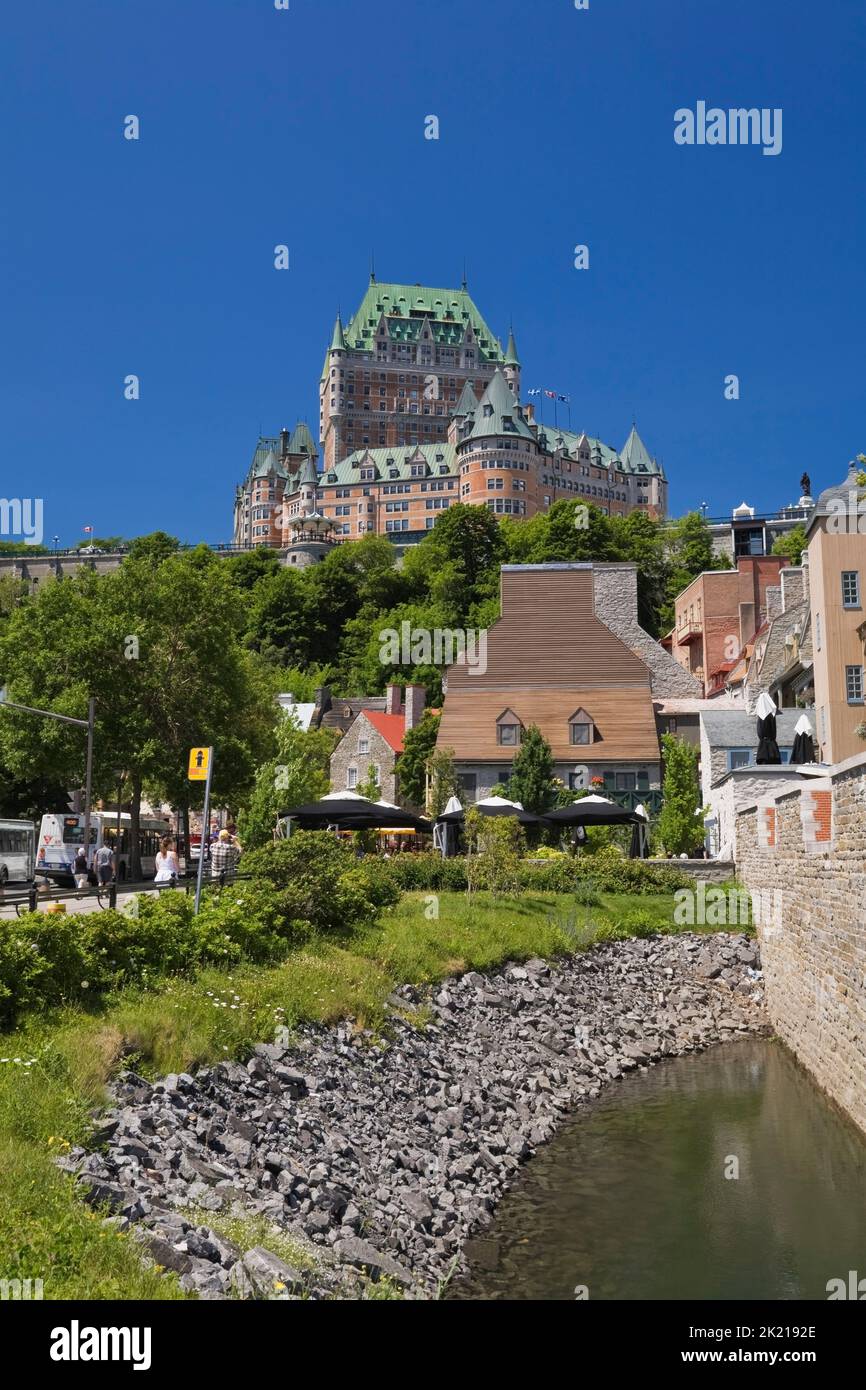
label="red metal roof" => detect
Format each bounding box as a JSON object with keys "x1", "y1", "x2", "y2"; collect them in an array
[{"x1": 363, "y1": 711, "x2": 408, "y2": 752}]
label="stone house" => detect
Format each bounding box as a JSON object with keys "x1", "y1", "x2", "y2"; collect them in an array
[{"x1": 329, "y1": 684, "x2": 426, "y2": 804}]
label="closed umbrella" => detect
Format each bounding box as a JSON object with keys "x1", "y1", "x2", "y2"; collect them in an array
[
  {"x1": 629, "y1": 803, "x2": 649, "y2": 859},
  {"x1": 755, "y1": 692, "x2": 781, "y2": 765},
  {"x1": 790, "y1": 713, "x2": 816, "y2": 765}
]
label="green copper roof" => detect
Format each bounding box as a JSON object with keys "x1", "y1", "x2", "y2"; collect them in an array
[
  {"x1": 340, "y1": 280, "x2": 505, "y2": 361},
  {"x1": 504, "y1": 327, "x2": 520, "y2": 366},
  {"x1": 329, "y1": 314, "x2": 346, "y2": 351},
  {"x1": 461, "y1": 369, "x2": 536, "y2": 445},
  {"x1": 453, "y1": 380, "x2": 479, "y2": 417},
  {"x1": 298, "y1": 455, "x2": 318, "y2": 486},
  {"x1": 321, "y1": 442, "x2": 458, "y2": 486},
  {"x1": 249, "y1": 442, "x2": 290, "y2": 481},
  {"x1": 289, "y1": 421, "x2": 317, "y2": 457},
  {"x1": 620, "y1": 424, "x2": 659, "y2": 475}
]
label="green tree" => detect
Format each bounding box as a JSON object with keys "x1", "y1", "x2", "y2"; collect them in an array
[
  {"x1": 125, "y1": 531, "x2": 181, "y2": 565},
  {"x1": 0, "y1": 552, "x2": 278, "y2": 876},
  {"x1": 426, "y1": 745, "x2": 460, "y2": 817},
  {"x1": 657, "y1": 733, "x2": 705, "y2": 856},
  {"x1": 507, "y1": 724, "x2": 556, "y2": 813},
  {"x1": 356, "y1": 763, "x2": 381, "y2": 800},
  {"x1": 237, "y1": 715, "x2": 337, "y2": 850},
  {"x1": 771, "y1": 524, "x2": 807, "y2": 567},
  {"x1": 397, "y1": 710, "x2": 440, "y2": 808}
]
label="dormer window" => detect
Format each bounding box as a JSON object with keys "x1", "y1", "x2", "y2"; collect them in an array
[
  {"x1": 496, "y1": 708, "x2": 523, "y2": 747},
  {"x1": 360, "y1": 467, "x2": 375, "y2": 481},
  {"x1": 568, "y1": 708, "x2": 595, "y2": 745},
  {"x1": 483, "y1": 403, "x2": 493, "y2": 418}
]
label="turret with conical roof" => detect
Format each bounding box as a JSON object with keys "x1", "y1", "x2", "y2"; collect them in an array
[
  {"x1": 461, "y1": 368, "x2": 536, "y2": 445},
  {"x1": 330, "y1": 314, "x2": 346, "y2": 352},
  {"x1": 503, "y1": 324, "x2": 521, "y2": 399}
]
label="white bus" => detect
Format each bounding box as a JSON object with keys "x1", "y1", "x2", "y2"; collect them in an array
[
  {"x1": 0, "y1": 819, "x2": 36, "y2": 884},
  {"x1": 36, "y1": 811, "x2": 172, "y2": 884}
]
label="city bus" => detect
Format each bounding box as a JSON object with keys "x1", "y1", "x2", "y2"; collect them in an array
[
  {"x1": 0, "y1": 819, "x2": 36, "y2": 884},
  {"x1": 36, "y1": 811, "x2": 172, "y2": 884}
]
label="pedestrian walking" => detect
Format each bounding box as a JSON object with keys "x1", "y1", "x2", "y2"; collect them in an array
[
  {"x1": 95, "y1": 841, "x2": 115, "y2": 886},
  {"x1": 73, "y1": 846, "x2": 89, "y2": 892},
  {"x1": 210, "y1": 828, "x2": 241, "y2": 882},
  {"x1": 154, "y1": 836, "x2": 180, "y2": 885}
]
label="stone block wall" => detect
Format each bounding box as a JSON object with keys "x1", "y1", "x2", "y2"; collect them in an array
[
  {"x1": 736, "y1": 754, "x2": 866, "y2": 1134},
  {"x1": 592, "y1": 565, "x2": 703, "y2": 698}
]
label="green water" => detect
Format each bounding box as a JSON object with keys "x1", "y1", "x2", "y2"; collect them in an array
[{"x1": 452, "y1": 1041, "x2": 866, "y2": 1300}]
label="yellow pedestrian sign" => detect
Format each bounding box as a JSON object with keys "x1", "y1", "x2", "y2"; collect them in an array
[{"x1": 188, "y1": 747, "x2": 211, "y2": 781}]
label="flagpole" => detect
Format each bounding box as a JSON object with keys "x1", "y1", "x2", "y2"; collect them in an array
[{"x1": 552, "y1": 393, "x2": 558, "y2": 430}]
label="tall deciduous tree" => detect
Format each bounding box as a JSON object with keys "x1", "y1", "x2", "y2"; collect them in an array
[
  {"x1": 237, "y1": 714, "x2": 337, "y2": 850},
  {"x1": 657, "y1": 733, "x2": 705, "y2": 856},
  {"x1": 0, "y1": 551, "x2": 278, "y2": 876}
]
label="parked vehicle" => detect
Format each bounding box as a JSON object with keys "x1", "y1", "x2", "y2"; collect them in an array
[
  {"x1": 0, "y1": 818, "x2": 36, "y2": 884},
  {"x1": 36, "y1": 811, "x2": 171, "y2": 883}
]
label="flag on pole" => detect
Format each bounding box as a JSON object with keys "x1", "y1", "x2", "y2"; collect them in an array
[
  {"x1": 558, "y1": 394, "x2": 570, "y2": 404},
  {"x1": 83, "y1": 526, "x2": 93, "y2": 534},
  {"x1": 527, "y1": 387, "x2": 541, "y2": 396},
  {"x1": 544, "y1": 389, "x2": 556, "y2": 399}
]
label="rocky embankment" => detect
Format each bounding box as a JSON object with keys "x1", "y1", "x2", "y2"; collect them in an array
[{"x1": 58, "y1": 932, "x2": 767, "y2": 1299}]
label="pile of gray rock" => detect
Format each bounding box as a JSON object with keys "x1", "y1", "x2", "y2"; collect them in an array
[{"x1": 58, "y1": 932, "x2": 767, "y2": 1299}]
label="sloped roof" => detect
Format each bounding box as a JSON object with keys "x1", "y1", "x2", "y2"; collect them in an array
[
  {"x1": 340, "y1": 279, "x2": 505, "y2": 361},
  {"x1": 454, "y1": 380, "x2": 479, "y2": 417},
  {"x1": 700, "y1": 707, "x2": 801, "y2": 748},
  {"x1": 363, "y1": 711, "x2": 408, "y2": 753},
  {"x1": 289, "y1": 422, "x2": 317, "y2": 456},
  {"x1": 322, "y1": 442, "x2": 457, "y2": 485},
  {"x1": 462, "y1": 369, "x2": 536, "y2": 444},
  {"x1": 438, "y1": 687, "x2": 660, "y2": 763}
]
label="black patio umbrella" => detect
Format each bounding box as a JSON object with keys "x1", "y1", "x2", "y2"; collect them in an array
[
  {"x1": 542, "y1": 794, "x2": 641, "y2": 828},
  {"x1": 789, "y1": 714, "x2": 816, "y2": 765},
  {"x1": 280, "y1": 794, "x2": 431, "y2": 832},
  {"x1": 755, "y1": 693, "x2": 781, "y2": 765}
]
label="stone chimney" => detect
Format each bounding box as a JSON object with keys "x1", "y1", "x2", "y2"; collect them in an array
[
  {"x1": 385, "y1": 682, "x2": 403, "y2": 715},
  {"x1": 799, "y1": 553, "x2": 810, "y2": 608},
  {"x1": 312, "y1": 686, "x2": 331, "y2": 726},
  {"x1": 404, "y1": 683, "x2": 426, "y2": 731},
  {"x1": 780, "y1": 566, "x2": 804, "y2": 614},
  {"x1": 279, "y1": 427, "x2": 290, "y2": 458}
]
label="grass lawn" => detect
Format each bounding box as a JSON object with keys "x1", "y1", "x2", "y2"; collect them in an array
[{"x1": 0, "y1": 885, "x2": 739, "y2": 1299}]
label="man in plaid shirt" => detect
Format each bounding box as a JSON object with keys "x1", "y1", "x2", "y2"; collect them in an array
[{"x1": 210, "y1": 829, "x2": 241, "y2": 880}]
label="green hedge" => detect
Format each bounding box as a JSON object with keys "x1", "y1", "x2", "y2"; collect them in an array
[
  {"x1": 0, "y1": 832, "x2": 399, "y2": 1028},
  {"x1": 381, "y1": 847, "x2": 688, "y2": 896}
]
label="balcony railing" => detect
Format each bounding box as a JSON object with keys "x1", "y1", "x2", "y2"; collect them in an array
[{"x1": 676, "y1": 621, "x2": 703, "y2": 645}]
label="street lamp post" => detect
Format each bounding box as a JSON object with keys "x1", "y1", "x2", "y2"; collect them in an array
[{"x1": 0, "y1": 688, "x2": 96, "y2": 868}]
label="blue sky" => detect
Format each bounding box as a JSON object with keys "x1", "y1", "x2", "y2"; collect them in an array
[{"x1": 2, "y1": 0, "x2": 864, "y2": 545}]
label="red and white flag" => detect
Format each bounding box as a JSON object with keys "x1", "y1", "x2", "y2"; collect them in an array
[
  {"x1": 544, "y1": 389, "x2": 556, "y2": 399},
  {"x1": 83, "y1": 525, "x2": 93, "y2": 534}
]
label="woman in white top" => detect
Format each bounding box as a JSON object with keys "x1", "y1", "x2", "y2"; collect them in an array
[{"x1": 153, "y1": 836, "x2": 180, "y2": 885}]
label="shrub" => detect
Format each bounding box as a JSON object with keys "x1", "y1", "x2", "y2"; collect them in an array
[
  {"x1": 381, "y1": 853, "x2": 468, "y2": 892},
  {"x1": 243, "y1": 832, "x2": 381, "y2": 935}
]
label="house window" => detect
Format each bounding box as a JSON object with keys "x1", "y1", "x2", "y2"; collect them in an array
[
  {"x1": 615, "y1": 772, "x2": 636, "y2": 792},
  {"x1": 497, "y1": 722, "x2": 521, "y2": 746},
  {"x1": 457, "y1": 772, "x2": 477, "y2": 803},
  {"x1": 347, "y1": 766, "x2": 358, "y2": 789},
  {"x1": 667, "y1": 718, "x2": 678, "y2": 734},
  {"x1": 568, "y1": 708, "x2": 594, "y2": 745},
  {"x1": 358, "y1": 738, "x2": 369, "y2": 755},
  {"x1": 815, "y1": 612, "x2": 821, "y2": 650},
  {"x1": 846, "y1": 664, "x2": 864, "y2": 703},
  {"x1": 842, "y1": 571, "x2": 860, "y2": 608},
  {"x1": 727, "y1": 749, "x2": 752, "y2": 770}
]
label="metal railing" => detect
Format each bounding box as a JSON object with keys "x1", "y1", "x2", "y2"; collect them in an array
[{"x1": 0, "y1": 868, "x2": 253, "y2": 917}]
